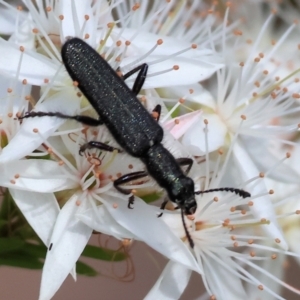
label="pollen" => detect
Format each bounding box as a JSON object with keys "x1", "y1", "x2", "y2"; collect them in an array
[
  {"x1": 33, "y1": 128, "x2": 39, "y2": 133},
  {"x1": 157, "y1": 39, "x2": 163, "y2": 45},
  {"x1": 263, "y1": 70, "x2": 268, "y2": 75},
  {"x1": 204, "y1": 119, "x2": 208, "y2": 125},
  {"x1": 113, "y1": 203, "x2": 118, "y2": 208},
  {"x1": 230, "y1": 206, "x2": 235, "y2": 212},
  {"x1": 73, "y1": 81, "x2": 79, "y2": 87},
  {"x1": 233, "y1": 29, "x2": 243, "y2": 36},
  {"x1": 44, "y1": 78, "x2": 49, "y2": 83},
  {"x1": 271, "y1": 254, "x2": 277, "y2": 259},
  {"x1": 239, "y1": 62, "x2": 244, "y2": 67},
  {"x1": 76, "y1": 200, "x2": 81, "y2": 206},
  {"x1": 17, "y1": 5, "x2": 23, "y2": 11},
  {"x1": 125, "y1": 41, "x2": 131, "y2": 46},
  {"x1": 22, "y1": 79, "x2": 27, "y2": 85},
  {"x1": 173, "y1": 65, "x2": 179, "y2": 70},
  {"x1": 296, "y1": 210, "x2": 300, "y2": 214},
  {"x1": 210, "y1": 295, "x2": 216, "y2": 300},
  {"x1": 259, "y1": 172, "x2": 264, "y2": 178},
  {"x1": 59, "y1": 15, "x2": 64, "y2": 20},
  {"x1": 179, "y1": 98, "x2": 185, "y2": 104},
  {"x1": 132, "y1": 3, "x2": 140, "y2": 11},
  {"x1": 240, "y1": 114, "x2": 246, "y2": 120},
  {"x1": 250, "y1": 251, "x2": 255, "y2": 257},
  {"x1": 191, "y1": 44, "x2": 197, "y2": 49},
  {"x1": 248, "y1": 239, "x2": 254, "y2": 244},
  {"x1": 19, "y1": 46, "x2": 25, "y2": 52},
  {"x1": 213, "y1": 197, "x2": 218, "y2": 202},
  {"x1": 248, "y1": 201, "x2": 253, "y2": 206},
  {"x1": 254, "y1": 57, "x2": 260, "y2": 63},
  {"x1": 32, "y1": 28, "x2": 39, "y2": 34},
  {"x1": 84, "y1": 34, "x2": 90, "y2": 39},
  {"x1": 14, "y1": 174, "x2": 20, "y2": 179},
  {"x1": 10, "y1": 180, "x2": 16, "y2": 184},
  {"x1": 258, "y1": 285, "x2": 264, "y2": 291},
  {"x1": 116, "y1": 40, "x2": 122, "y2": 47},
  {"x1": 233, "y1": 242, "x2": 238, "y2": 247},
  {"x1": 174, "y1": 119, "x2": 180, "y2": 125},
  {"x1": 7, "y1": 88, "x2": 12, "y2": 93},
  {"x1": 46, "y1": 6, "x2": 52, "y2": 12},
  {"x1": 292, "y1": 93, "x2": 300, "y2": 98},
  {"x1": 84, "y1": 15, "x2": 90, "y2": 21},
  {"x1": 7, "y1": 113, "x2": 13, "y2": 118},
  {"x1": 275, "y1": 238, "x2": 281, "y2": 243},
  {"x1": 269, "y1": 189, "x2": 274, "y2": 195},
  {"x1": 231, "y1": 235, "x2": 236, "y2": 240},
  {"x1": 58, "y1": 160, "x2": 64, "y2": 166},
  {"x1": 128, "y1": 164, "x2": 133, "y2": 169}
]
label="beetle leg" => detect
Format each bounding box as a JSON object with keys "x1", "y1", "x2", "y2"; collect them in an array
[
  {"x1": 79, "y1": 141, "x2": 122, "y2": 155},
  {"x1": 113, "y1": 171, "x2": 148, "y2": 209},
  {"x1": 176, "y1": 157, "x2": 194, "y2": 175}
]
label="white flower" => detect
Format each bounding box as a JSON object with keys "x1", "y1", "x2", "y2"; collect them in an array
[
  {"x1": 146, "y1": 141, "x2": 300, "y2": 300},
  {"x1": 164, "y1": 13, "x2": 300, "y2": 242}
]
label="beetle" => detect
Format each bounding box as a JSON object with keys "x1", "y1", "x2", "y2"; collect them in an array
[{"x1": 20, "y1": 38, "x2": 250, "y2": 248}]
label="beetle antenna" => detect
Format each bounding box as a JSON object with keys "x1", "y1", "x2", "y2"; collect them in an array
[
  {"x1": 195, "y1": 187, "x2": 251, "y2": 198},
  {"x1": 181, "y1": 209, "x2": 194, "y2": 248}
]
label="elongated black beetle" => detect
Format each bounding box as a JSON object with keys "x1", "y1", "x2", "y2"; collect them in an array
[{"x1": 21, "y1": 38, "x2": 250, "y2": 248}]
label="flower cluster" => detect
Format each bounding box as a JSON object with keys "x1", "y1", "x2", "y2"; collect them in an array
[{"x1": 1, "y1": 0, "x2": 300, "y2": 299}]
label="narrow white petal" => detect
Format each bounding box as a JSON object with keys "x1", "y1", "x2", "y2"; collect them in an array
[
  {"x1": 58, "y1": 0, "x2": 95, "y2": 41},
  {"x1": 10, "y1": 189, "x2": 59, "y2": 246},
  {"x1": 76, "y1": 206, "x2": 135, "y2": 240},
  {"x1": 39, "y1": 194, "x2": 92, "y2": 300},
  {"x1": 182, "y1": 114, "x2": 227, "y2": 155},
  {"x1": 145, "y1": 261, "x2": 192, "y2": 300},
  {"x1": 0, "y1": 91, "x2": 80, "y2": 163},
  {"x1": 123, "y1": 55, "x2": 221, "y2": 88},
  {"x1": 0, "y1": 38, "x2": 58, "y2": 85},
  {"x1": 0, "y1": 160, "x2": 76, "y2": 192},
  {"x1": 102, "y1": 193, "x2": 201, "y2": 273},
  {"x1": 0, "y1": 8, "x2": 26, "y2": 35}
]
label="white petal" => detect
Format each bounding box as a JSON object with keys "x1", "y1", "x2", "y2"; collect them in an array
[
  {"x1": 0, "y1": 8, "x2": 27, "y2": 35},
  {"x1": 203, "y1": 255, "x2": 247, "y2": 299},
  {"x1": 76, "y1": 205, "x2": 135, "y2": 240},
  {"x1": 118, "y1": 28, "x2": 220, "y2": 59},
  {"x1": 58, "y1": 0, "x2": 96, "y2": 41},
  {"x1": 181, "y1": 114, "x2": 227, "y2": 155},
  {"x1": 232, "y1": 140, "x2": 288, "y2": 250},
  {"x1": 123, "y1": 55, "x2": 221, "y2": 88},
  {"x1": 39, "y1": 194, "x2": 92, "y2": 300},
  {"x1": 10, "y1": 189, "x2": 59, "y2": 245},
  {"x1": 145, "y1": 261, "x2": 192, "y2": 300},
  {"x1": 0, "y1": 91, "x2": 80, "y2": 163},
  {"x1": 0, "y1": 38, "x2": 59, "y2": 85},
  {"x1": 101, "y1": 193, "x2": 200, "y2": 273},
  {"x1": 0, "y1": 160, "x2": 76, "y2": 192}
]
